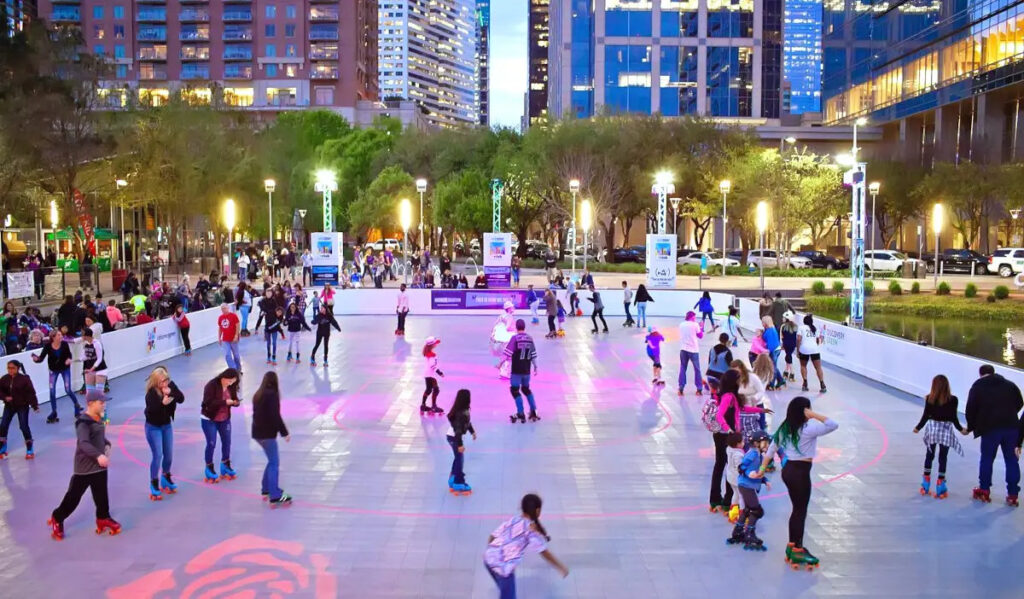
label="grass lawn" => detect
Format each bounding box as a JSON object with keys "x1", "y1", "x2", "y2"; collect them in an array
[{"x1": 805, "y1": 292, "x2": 1024, "y2": 320}]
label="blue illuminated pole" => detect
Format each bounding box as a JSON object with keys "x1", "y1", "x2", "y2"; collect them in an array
[{"x1": 491, "y1": 179, "x2": 502, "y2": 232}]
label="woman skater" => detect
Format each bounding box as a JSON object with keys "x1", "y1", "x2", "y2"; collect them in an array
[
  {"x1": 913, "y1": 374, "x2": 966, "y2": 498},
  {"x1": 264, "y1": 306, "x2": 286, "y2": 365},
  {"x1": 0, "y1": 360, "x2": 39, "y2": 459},
  {"x1": 310, "y1": 305, "x2": 341, "y2": 367},
  {"x1": 484, "y1": 494, "x2": 569, "y2": 598},
  {"x1": 491, "y1": 301, "x2": 517, "y2": 378},
  {"x1": 708, "y1": 370, "x2": 770, "y2": 513},
  {"x1": 143, "y1": 366, "x2": 184, "y2": 500},
  {"x1": 32, "y1": 330, "x2": 78, "y2": 423},
  {"x1": 200, "y1": 369, "x2": 241, "y2": 483},
  {"x1": 695, "y1": 291, "x2": 718, "y2": 331},
  {"x1": 252, "y1": 372, "x2": 292, "y2": 506},
  {"x1": 634, "y1": 284, "x2": 654, "y2": 328},
  {"x1": 173, "y1": 304, "x2": 191, "y2": 355},
  {"x1": 761, "y1": 396, "x2": 838, "y2": 569},
  {"x1": 284, "y1": 302, "x2": 311, "y2": 363},
  {"x1": 446, "y1": 389, "x2": 475, "y2": 494},
  {"x1": 797, "y1": 314, "x2": 827, "y2": 393},
  {"x1": 780, "y1": 312, "x2": 798, "y2": 381},
  {"x1": 421, "y1": 337, "x2": 445, "y2": 415}
]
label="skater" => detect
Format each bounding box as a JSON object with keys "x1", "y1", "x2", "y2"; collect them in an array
[
  {"x1": 913, "y1": 374, "x2": 966, "y2": 498},
  {"x1": 566, "y1": 277, "x2": 578, "y2": 315},
  {"x1": 301, "y1": 248, "x2": 313, "y2": 286},
  {"x1": 705, "y1": 333, "x2": 733, "y2": 393},
  {"x1": 284, "y1": 302, "x2": 311, "y2": 363},
  {"x1": 511, "y1": 254, "x2": 521, "y2": 288},
  {"x1": 264, "y1": 306, "x2": 286, "y2": 365},
  {"x1": 761, "y1": 397, "x2": 838, "y2": 569},
  {"x1": 965, "y1": 364, "x2": 1023, "y2": 505},
  {"x1": 634, "y1": 283, "x2": 653, "y2": 328},
  {"x1": 236, "y1": 282, "x2": 252, "y2": 336},
  {"x1": 484, "y1": 494, "x2": 569, "y2": 598},
  {"x1": 0, "y1": 360, "x2": 38, "y2": 460},
  {"x1": 727, "y1": 430, "x2": 772, "y2": 551},
  {"x1": 310, "y1": 304, "x2": 341, "y2": 367},
  {"x1": 173, "y1": 304, "x2": 191, "y2": 355},
  {"x1": 252, "y1": 372, "x2": 292, "y2": 506},
  {"x1": 421, "y1": 337, "x2": 445, "y2": 415},
  {"x1": 74, "y1": 328, "x2": 108, "y2": 398},
  {"x1": 396, "y1": 283, "x2": 410, "y2": 335},
  {"x1": 200, "y1": 368, "x2": 241, "y2": 483},
  {"x1": 544, "y1": 288, "x2": 558, "y2": 338},
  {"x1": 446, "y1": 388, "x2": 476, "y2": 494},
  {"x1": 759, "y1": 316, "x2": 786, "y2": 390},
  {"x1": 645, "y1": 326, "x2": 665, "y2": 385},
  {"x1": 143, "y1": 366, "x2": 184, "y2": 500},
  {"x1": 253, "y1": 289, "x2": 275, "y2": 332},
  {"x1": 724, "y1": 432, "x2": 745, "y2": 524},
  {"x1": 217, "y1": 304, "x2": 242, "y2": 372},
  {"x1": 555, "y1": 299, "x2": 567, "y2": 336},
  {"x1": 694, "y1": 291, "x2": 717, "y2": 330},
  {"x1": 237, "y1": 251, "x2": 250, "y2": 282},
  {"x1": 622, "y1": 281, "x2": 635, "y2": 327},
  {"x1": 797, "y1": 314, "x2": 826, "y2": 393},
  {"x1": 587, "y1": 285, "x2": 608, "y2": 333},
  {"x1": 31, "y1": 330, "x2": 78, "y2": 423},
  {"x1": 48, "y1": 391, "x2": 120, "y2": 540},
  {"x1": 724, "y1": 305, "x2": 746, "y2": 347},
  {"x1": 505, "y1": 319, "x2": 540, "y2": 423},
  {"x1": 526, "y1": 285, "x2": 540, "y2": 324},
  {"x1": 678, "y1": 311, "x2": 705, "y2": 397},
  {"x1": 708, "y1": 370, "x2": 769, "y2": 512},
  {"x1": 491, "y1": 301, "x2": 517, "y2": 378},
  {"x1": 780, "y1": 312, "x2": 798, "y2": 382},
  {"x1": 771, "y1": 292, "x2": 793, "y2": 331}
]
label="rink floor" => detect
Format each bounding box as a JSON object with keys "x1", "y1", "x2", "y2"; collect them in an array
[{"x1": 0, "y1": 313, "x2": 1020, "y2": 598}]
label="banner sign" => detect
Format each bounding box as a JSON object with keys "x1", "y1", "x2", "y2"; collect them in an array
[
  {"x1": 431, "y1": 289, "x2": 531, "y2": 310},
  {"x1": 310, "y1": 232, "x2": 343, "y2": 286},
  {"x1": 645, "y1": 234, "x2": 677, "y2": 288},
  {"x1": 72, "y1": 188, "x2": 97, "y2": 256},
  {"x1": 483, "y1": 232, "x2": 512, "y2": 288},
  {"x1": 5, "y1": 272, "x2": 33, "y2": 299}
]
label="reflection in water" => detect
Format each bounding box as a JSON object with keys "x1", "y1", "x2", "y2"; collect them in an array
[{"x1": 818, "y1": 310, "x2": 1022, "y2": 367}]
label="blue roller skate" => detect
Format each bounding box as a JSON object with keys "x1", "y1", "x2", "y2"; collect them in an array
[
  {"x1": 149, "y1": 479, "x2": 163, "y2": 501},
  {"x1": 25, "y1": 443, "x2": 34, "y2": 460},
  {"x1": 919, "y1": 474, "x2": 931, "y2": 496},
  {"x1": 743, "y1": 527, "x2": 767, "y2": 551},
  {"x1": 160, "y1": 472, "x2": 178, "y2": 494},
  {"x1": 220, "y1": 460, "x2": 237, "y2": 480},
  {"x1": 934, "y1": 477, "x2": 947, "y2": 499},
  {"x1": 204, "y1": 463, "x2": 219, "y2": 484},
  {"x1": 0, "y1": 441, "x2": 8, "y2": 459},
  {"x1": 450, "y1": 481, "x2": 472, "y2": 496}
]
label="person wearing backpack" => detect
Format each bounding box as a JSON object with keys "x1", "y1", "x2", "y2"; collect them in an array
[
  {"x1": 705, "y1": 333, "x2": 733, "y2": 394},
  {"x1": 704, "y1": 370, "x2": 771, "y2": 513}
]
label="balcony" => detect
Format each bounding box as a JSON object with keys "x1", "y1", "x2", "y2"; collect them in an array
[
  {"x1": 309, "y1": 26, "x2": 338, "y2": 41},
  {"x1": 309, "y1": 44, "x2": 338, "y2": 60},
  {"x1": 137, "y1": 45, "x2": 168, "y2": 61},
  {"x1": 223, "y1": 27, "x2": 252, "y2": 42},
  {"x1": 139, "y1": 68, "x2": 168, "y2": 80},
  {"x1": 223, "y1": 47, "x2": 252, "y2": 60},
  {"x1": 50, "y1": 8, "x2": 80, "y2": 21},
  {"x1": 136, "y1": 9, "x2": 166, "y2": 22},
  {"x1": 180, "y1": 46, "x2": 210, "y2": 60},
  {"x1": 50, "y1": 0, "x2": 80, "y2": 4},
  {"x1": 311, "y1": 66, "x2": 338, "y2": 80},
  {"x1": 135, "y1": 0, "x2": 165, "y2": 4},
  {"x1": 137, "y1": 27, "x2": 167, "y2": 42},
  {"x1": 180, "y1": 27, "x2": 209, "y2": 42},
  {"x1": 309, "y1": 7, "x2": 338, "y2": 21},
  {"x1": 179, "y1": 0, "x2": 207, "y2": 3},
  {"x1": 181, "y1": 66, "x2": 210, "y2": 80},
  {"x1": 178, "y1": 9, "x2": 209, "y2": 22},
  {"x1": 222, "y1": 10, "x2": 251, "y2": 22},
  {"x1": 224, "y1": 65, "x2": 253, "y2": 79}
]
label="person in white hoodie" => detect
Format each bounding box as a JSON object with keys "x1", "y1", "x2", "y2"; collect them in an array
[
  {"x1": 678, "y1": 311, "x2": 705, "y2": 396},
  {"x1": 622, "y1": 281, "x2": 635, "y2": 327},
  {"x1": 395, "y1": 284, "x2": 410, "y2": 336},
  {"x1": 421, "y1": 337, "x2": 444, "y2": 415}
]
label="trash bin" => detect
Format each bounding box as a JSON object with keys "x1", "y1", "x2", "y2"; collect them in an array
[{"x1": 112, "y1": 268, "x2": 127, "y2": 293}]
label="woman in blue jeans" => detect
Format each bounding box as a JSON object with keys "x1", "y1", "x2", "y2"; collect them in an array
[
  {"x1": 484, "y1": 494, "x2": 569, "y2": 598},
  {"x1": 143, "y1": 366, "x2": 184, "y2": 500},
  {"x1": 200, "y1": 368, "x2": 240, "y2": 483},
  {"x1": 30, "y1": 330, "x2": 77, "y2": 423},
  {"x1": 251, "y1": 371, "x2": 292, "y2": 506}
]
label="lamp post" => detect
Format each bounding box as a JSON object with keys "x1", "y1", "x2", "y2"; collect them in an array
[
  {"x1": 115, "y1": 178, "x2": 127, "y2": 268},
  {"x1": 416, "y1": 178, "x2": 427, "y2": 250},
  {"x1": 756, "y1": 201, "x2": 768, "y2": 294},
  {"x1": 719, "y1": 180, "x2": 731, "y2": 276},
  {"x1": 780, "y1": 135, "x2": 797, "y2": 154},
  {"x1": 399, "y1": 198, "x2": 412, "y2": 284},
  {"x1": 670, "y1": 197, "x2": 681, "y2": 236},
  {"x1": 224, "y1": 198, "x2": 236, "y2": 276},
  {"x1": 1011, "y1": 208, "x2": 1022, "y2": 246},
  {"x1": 580, "y1": 199, "x2": 592, "y2": 273},
  {"x1": 264, "y1": 178, "x2": 276, "y2": 246},
  {"x1": 869, "y1": 181, "x2": 880, "y2": 279},
  {"x1": 932, "y1": 203, "x2": 943, "y2": 288},
  {"x1": 569, "y1": 178, "x2": 580, "y2": 277},
  {"x1": 652, "y1": 171, "x2": 674, "y2": 235},
  {"x1": 314, "y1": 169, "x2": 338, "y2": 232}
]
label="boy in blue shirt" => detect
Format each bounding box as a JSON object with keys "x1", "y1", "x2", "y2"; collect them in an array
[{"x1": 727, "y1": 430, "x2": 772, "y2": 551}]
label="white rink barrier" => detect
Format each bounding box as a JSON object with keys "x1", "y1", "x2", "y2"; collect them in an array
[{"x1": 736, "y1": 297, "x2": 1024, "y2": 399}]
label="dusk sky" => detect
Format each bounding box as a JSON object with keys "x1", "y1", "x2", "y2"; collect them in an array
[{"x1": 488, "y1": 2, "x2": 528, "y2": 129}]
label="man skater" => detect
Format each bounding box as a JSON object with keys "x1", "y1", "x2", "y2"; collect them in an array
[
  {"x1": 218, "y1": 304, "x2": 242, "y2": 372},
  {"x1": 622, "y1": 281, "x2": 635, "y2": 327},
  {"x1": 396, "y1": 283, "x2": 410, "y2": 335},
  {"x1": 505, "y1": 319, "x2": 540, "y2": 423},
  {"x1": 966, "y1": 364, "x2": 1024, "y2": 506},
  {"x1": 587, "y1": 285, "x2": 608, "y2": 333},
  {"x1": 527, "y1": 285, "x2": 540, "y2": 324}
]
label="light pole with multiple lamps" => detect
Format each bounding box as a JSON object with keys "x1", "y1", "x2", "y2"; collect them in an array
[
  {"x1": 756, "y1": 201, "x2": 768, "y2": 293},
  {"x1": 719, "y1": 180, "x2": 731, "y2": 276},
  {"x1": 416, "y1": 178, "x2": 427, "y2": 249},
  {"x1": 115, "y1": 178, "x2": 127, "y2": 267},
  {"x1": 569, "y1": 178, "x2": 580, "y2": 276},
  {"x1": 264, "y1": 178, "x2": 276, "y2": 246},
  {"x1": 652, "y1": 171, "x2": 674, "y2": 235},
  {"x1": 314, "y1": 169, "x2": 337, "y2": 232},
  {"x1": 932, "y1": 203, "x2": 943, "y2": 288},
  {"x1": 869, "y1": 181, "x2": 880, "y2": 278},
  {"x1": 580, "y1": 199, "x2": 592, "y2": 273},
  {"x1": 399, "y1": 198, "x2": 412, "y2": 284},
  {"x1": 223, "y1": 198, "x2": 236, "y2": 276}
]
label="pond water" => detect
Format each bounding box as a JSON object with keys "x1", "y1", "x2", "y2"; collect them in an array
[{"x1": 816, "y1": 310, "x2": 1024, "y2": 368}]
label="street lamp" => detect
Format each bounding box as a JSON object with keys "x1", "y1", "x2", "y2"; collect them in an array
[
  {"x1": 780, "y1": 136, "x2": 797, "y2": 153},
  {"x1": 115, "y1": 178, "x2": 127, "y2": 268},
  {"x1": 852, "y1": 116, "x2": 868, "y2": 162},
  {"x1": 652, "y1": 171, "x2": 674, "y2": 235},
  {"x1": 670, "y1": 197, "x2": 681, "y2": 235},
  {"x1": 932, "y1": 202, "x2": 943, "y2": 287},
  {"x1": 756, "y1": 201, "x2": 768, "y2": 294},
  {"x1": 314, "y1": 169, "x2": 338, "y2": 232},
  {"x1": 719, "y1": 180, "x2": 731, "y2": 276},
  {"x1": 264, "y1": 178, "x2": 276, "y2": 246},
  {"x1": 1011, "y1": 208, "x2": 1022, "y2": 246},
  {"x1": 415, "y1": 178, "x2": 427, "y2": 250},
  {"x1": 399, "y1": 198, "x2": 412, "y2": 284},
  {"x1": 580, "y1": 199, "x2": 592, "y2": 272},
  {"x1": 569, "y1": 178, "x2": 580, "y2": 277},
  {"x1": 224, "y1": 198, "x2": 236, "y2": 276},
  {"x1": 869, "y1": 181, "x2": 880, "y2": 278}
]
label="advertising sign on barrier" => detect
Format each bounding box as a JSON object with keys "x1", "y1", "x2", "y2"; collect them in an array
[
  {"x1": 310, "y1": 232, "x2": 343, "y2": 286},
  {"x1": 5, "y1": 271, "x2": 33, "y2": 299},
  {"x1": 431, "y1": 289, "x2": 529, "y2": 310},
  {"x1": 483, "y1": 232, "x2": 512, "y2": 288},
  {"x1": 646, "y1": 234, "x2": 677, "y2": 288}
]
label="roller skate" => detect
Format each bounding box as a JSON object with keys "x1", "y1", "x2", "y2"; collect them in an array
[
  {"x1": 204, "y1": 463, "x2": 219, "y2": 484},
  {"x1": 528, "y1": 411, "x2": 541, "y2": 422},
  {"x1": 972, "y1": 487, "x2": 991, "y2": 503},
  {"x1": 1007, "y1": 494, "x2": 1019, "y2": 507},
  {"x1": 0, "y1": 441, "x2": 7, "y2": 459},
  {"x1": 709, "y1": 502, "x2": 726, "y2": 514},
  {"x1": 261, "y1": 491, "x2": 270, "y2": 501},
  {"x1": 309, "y1": 358, "x2": 316, "y2": 367},
  {"x1": 725, "y1": 523, "x2": 745, "y2": 545},
  {"x1": 48, "y1": 517, "x2": 64, "y2": 540},
  {"x1": 727, "y1": 504, "x2": 741, "y2": 523},
  {"x1": 934, "y1": 477, "x2": 947, "y2": 499},
  {"x1": 270, "y1": 493, "x2": 293, "y2": 508},
  {"x1": 286, "y1": 352, "x2": 293, "y2": 363},
  {"x1": 420, "y1": 404, "x2": 432, "y2": 415},
  {"x1": 25, "y1": 445, "x2": 34, "y2": 460},
  {"x1": 95, "y1": 518, "x2": 122, "y2": 536},
  {"x1": 450, "y1": 481, "x2": 472, "y2": 496},
  {"x1": 785, "y1": 544, "x2": 819, "y2": 570},
  {"x1": 531, "y1": 317, "x2": 539, "y2": 324},
  {"x1": 430, "y1": 405, "x2": 445, "y2": 415},
  {"x1": 220, "y1": 460, "x2": 237, "y2": 480},
  {"x1": 266, "y1": 357, "x2": 272, "y2": 365},
  {"x1": 919, "y1": 474, "x2": 931, "y2": 496},
  {"x1": 149, "y1": 479, "x2": 163, "y2": 501},
  {"x1": 819, "y1": 384, "x2": 827, "y2": 394},
  {"x1": 46, "y1": 414, "x2": 59, "y2": 424},
  {"x1": 801, "y1": 383, "x2": 809, "y2": 392},
  {"x1": 509, "y1": 412, "x2": 526, "y2": 424},
  {"x1": 556, "y1": 329, "x2": 565, "y2": 337},
  {"x1": 743, "y1": 527, "x2": 766, "y2": 551},
  {"x1": 161, "y1": 473, "x2": 177, "y2": 494}
]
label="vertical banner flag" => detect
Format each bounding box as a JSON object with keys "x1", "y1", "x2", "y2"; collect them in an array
[{"x1": 72, "y1": 189, "x2": 96, "y2": 256}]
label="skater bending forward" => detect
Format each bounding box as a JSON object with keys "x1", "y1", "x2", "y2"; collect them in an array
[
  {"x1": 727, "y1": 430, "x2": 772, "y2": 551},
  {"x1": 484, "y1": 494, "x2": 569, "y2": 598},
  {"x1": 505, "y1": 319, "x2": 540, "y2": 423},
  {"x1": 446, "y1": 389, "x2": 476, "y2": 494}
]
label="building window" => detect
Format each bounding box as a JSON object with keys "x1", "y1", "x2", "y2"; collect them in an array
[
  {"x1": 605, "y1": 2, "x2": 652, "y2": 37},
  {"x1": 284, "y1": 64, "x2": 297, "y2": 77},
  {"x1": 707, "y1": 0, "x2": 754, "y2": 38},
  {"x1": 285, "y1": 43, "x2": 297, "y2": 57},
  {"x1": 94, "y1": 45, "x2": 105, "y2": 55},
  {"x1": 116, "y1": 64, "x2": 128, "y2": 78},
  {"x1": 604, "y1": 44, "x2": 652, "y2": 113},
  {"x1": 286, "y1": 4, "x2": 296, "y2": 19},
  {"x1": 266, "y1": 5, "x2": 276, "y2": 18},
  {"x1": 223, "y1": 87, "x2": 254, "y2": 107},
  {"x1": 94, "y1": 26, "x2": 105, "y2": 39},
  {"x1": 706, "y1": 46, "x2": 753, "y2": 117},
  {"x1": 315, "y1": 87, "x2": 334, "y2": 105},
  {"x1": 113, "y1": 5, "x2": 124, "y2": 19},
  {"x1": 266, "y1": 44, "x2": 276, "y2": 57},
  {"x1": 114, "y1": 25, "x2": 124, "y2": 39},
  {"x1": 660, "y1": 0, "x2": 698, "y2": 37},
  {"x1": 265, "y1": 24, "x2": 276, "y2": 37},
  {"x1": 659, "y1": 45, "x2": 698, "y2": 116},
  {"x1": 266, "y1": 64, "x2": 278, "y2": 77},
  {"x1": 114, "y1": 44, "x2": 126, "y2": 58},
  {"x1": 92, "y1": 6, "x2": 103, "y2": 19},
  {"x1": 267, "y1": 87, "x2": 297, "y2": 106},
  {"x1": 285, "y1": 24, "x2": 296, "y2": 37}
]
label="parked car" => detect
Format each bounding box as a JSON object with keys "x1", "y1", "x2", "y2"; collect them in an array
[
  {"x1": 864, "y1": 250, "x2": 919, "y2": 274},
  {"x1": 605, "y1": 247, "x2": 643, "y2": 263},
  {"x1": 678, "y1": 251, "x2": 740, "y2": 268},
  {"x1": 925, "y1": 248, "x2": 989, "y2": 274},
  {"x1": 747, "y1": 249, "x2": 811, "y2": 269},
  {"x1": 677, "y1": 248, "x2": 697, "y2": 258},
  {"x1": 798, "y1": 250, "x2": 849, "y2": 270},
  {"x1": 987, "y1": 247, "x2": 1024, "y2": 277},
  {"x1": 364, "y1": 239, "x2": 401, "y2": 253},
  {"x1": 525, "y1": 242, "x2": 550, "y2": 259},
  {"x1": 726, "y1": 249, "x2": 745, "y2": 263}
]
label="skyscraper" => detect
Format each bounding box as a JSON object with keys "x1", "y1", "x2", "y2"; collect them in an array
[
  {"x1": 548, "y1": 0, "x2": 783, "y2": 121},
  {"x1": 378, "y1": 0, "x2": 478, "y2": 128},
  {"x1": 2, "y1": 0, "x2": 34, "y2": 39},
  {"x1": 476, "y1": 0, "x2": 489, "y2": 127},
  {"x1": 783, "y1": 0, "x2": 821, "y2": 114},
  {"x1": 527, "y1": 0, "x2": 548, "y2": 127}
]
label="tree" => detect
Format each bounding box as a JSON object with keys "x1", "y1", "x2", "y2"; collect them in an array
[
  {"x1": 491, "y1": 130, "x2": 545, "y2": 257},
  {"x1": 790, "y1": 154, "x2": 846, "y2": 248},
  {"x1": 870, "y1": 160, "x2": 925, "y2": 250},
  {"x1": 914, "y1": 161, "x2": 991, "y2": 249},
  {"x1": 347, "y1": 166, "x2": 415, "y2": 240},
  {"x1": 434, "y1": 168, "x2": 490, "y2": 257}
]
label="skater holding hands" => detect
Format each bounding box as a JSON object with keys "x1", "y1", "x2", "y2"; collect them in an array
[
  {"x1": 421, "y1": 337, "x2": 445, "y2": 415},
  {"x1": 446, "y1": 389, "x2": 475, "y2": 495},
  {"x1": 727, "y1": 430, "x2": 772, "y2": 551},
  {"x1": 0, "y1": 360, "x2": 39, "y2": 460},
  {"x1": 645, "y1": 327, "x2": 665, "y2": 385},
  {"x1": 913, "y1": 374, "x2": 965, "y2": 498},
  {"x1": 484, "y1": 494, "x2": 569, "y2": 598}
]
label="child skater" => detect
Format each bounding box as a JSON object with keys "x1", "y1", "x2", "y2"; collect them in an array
[
  {"x1": 694, "y1": 291, "x2": 718, "y2": 331},
  {"x1": 421, "y1": 337, "x2": 444, "y2": 415},
  {"x1": 644, "y1": 326, "x2": 665, "y2": 385},
  {"x1": 48, "y1": 391, "x2": 120, "y2": 540},
  {"x1": 727, "y1": 429, "x2": 772, "y2": 551},
  {"x1": 706, "y1": 333, "x2": 733, "y2": 394},
  {"x1": 555, "y1": 299, "x2": 567, "y2": 337},
  {"x1": 446, "y1": 389, "x2": 475, "y2": 495},
  {"x1": 725, "y1": 305, "x2": 746, "y2": 347},
  {"x1": 264, "y1": 306, "x2": 286, "y2": 365},
  {"x1": 724, "y1": 432, "x2": 745, "y2": 524},
  {"x1": 0, "y1": 360, "x2": 39, "y2": 460},
  {"x1": 780, "y1": 312, "x2": 799, "y2": 382},
  {"x1": 484, "y1": 494, "x2": 569, "y2": 598},
  {"x1": 912, "y1": 374, "x2": 966, "y2": 499},
  {"x1": 284, "y1": 302, "x2": 311, "y2": 363}
]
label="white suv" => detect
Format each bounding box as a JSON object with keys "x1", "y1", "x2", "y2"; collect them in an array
[
  {"x1": 747, "y1": 249, "x2": 811, "y2": 269},
  {"x1": 864, "y1": 250, "x2": 918, "y2": 274},
  {"x1": 988, "y1": 247, "x2": 1024, "y2": 277}
]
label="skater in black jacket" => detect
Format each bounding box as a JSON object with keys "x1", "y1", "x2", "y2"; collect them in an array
[
  {"x1": 284, "y1": 303, "x2": 312, "y2": 363},
  {"x1": 0, "y1": 360, "x2": 39, "y2": 459},
  {"x1": 309, "y1": 305, "x2": 341, "y2": 367},
  {"x1": 263, "y1": 306, "x2": 287, "y2": 365},
  {"x1": 446, "y1": 389, "x2": 476, "y2": 495},
  {"x1": 587, "y1": 285, "x2": 608, "y2": 333}
]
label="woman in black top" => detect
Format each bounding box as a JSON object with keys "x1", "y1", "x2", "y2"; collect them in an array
[
  {"x1": 0, "y1": 360, "x2": 39, "y2": 459},
  {"x1": 55, "y1": 295, "x2": 76, "y2": 333},
  {"x1": 252, "y1": 372, "x2": 291, "y2": 505},
  {"x1": 913, "y1": 374, "x2": 966, "y2": 498},
  {"x1": 446, "y1": 389, "x2": 476, "y2": 494},
  {"x1": 309, "y1": 305, "x2": 341, "y2": 367},
  {"x1": 31, "y1": 330, "x2": 77, "y2": 423},
  {"x1": 634, "y1": 284, "x2": 654, "y2": 328},
  {"x1": 143, "y1": 366, "x2": 185, "y2": 499}
]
